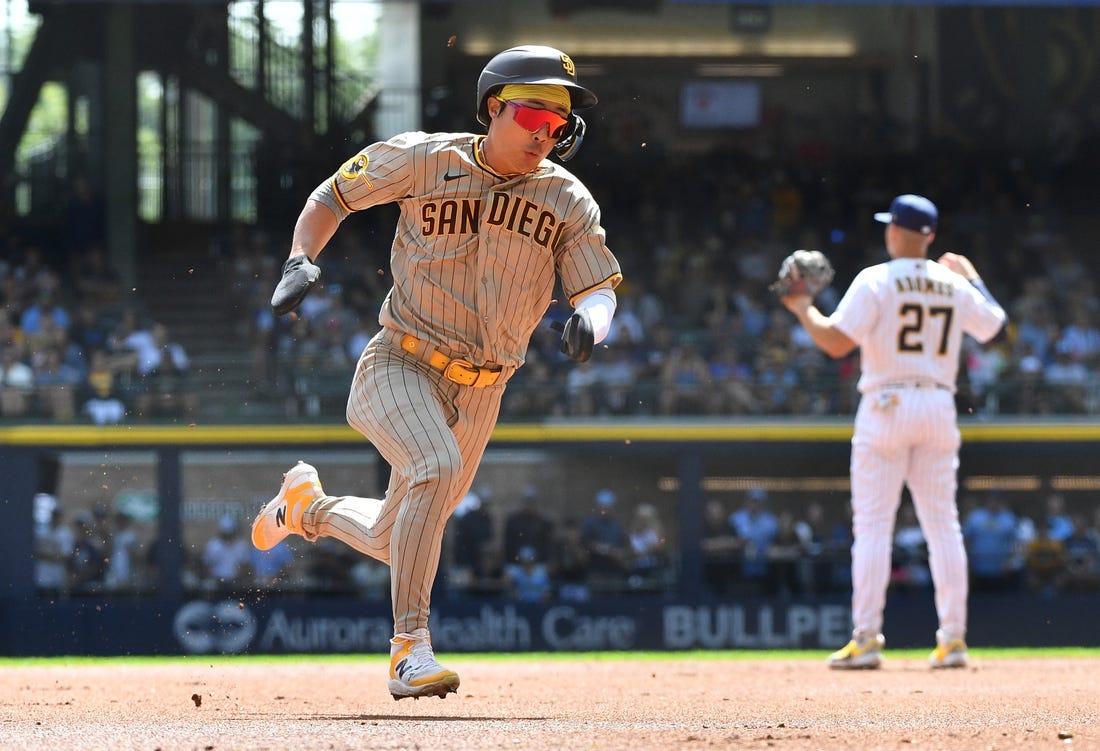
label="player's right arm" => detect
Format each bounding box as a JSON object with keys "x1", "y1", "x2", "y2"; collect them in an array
[
  {"x1": 271, "y1": 136, "x2": 417, "y2": 316},
  {"x1": 269, "y1": 199, "x2": 340, "y2": 316},
  {"x1": 288, "y1": 199, "x2": 339, "y2": 263}
]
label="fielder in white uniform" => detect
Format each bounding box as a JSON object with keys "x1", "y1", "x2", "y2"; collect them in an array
[
  {"x1": 250, "y1": 46, "x2": 621, "y2": 699},
  {"x1": 779, "y1": 194, "x2": 1006, "y2": 669}
]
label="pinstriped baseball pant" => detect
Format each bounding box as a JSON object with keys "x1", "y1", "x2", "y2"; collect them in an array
[
  {"x1": 299, "y1": 335, "x2": 503, "y2": 635},
  {"x1": 848, "y1": 387, "x2": 967, "y2": 639}
]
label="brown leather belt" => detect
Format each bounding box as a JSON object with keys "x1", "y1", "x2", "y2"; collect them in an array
[{"x1": 398, "y1": 333, "x2": 504, "y2": 388}]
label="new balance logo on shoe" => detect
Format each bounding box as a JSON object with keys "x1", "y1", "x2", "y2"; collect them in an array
[
  {"x1": 251, "y1": 462, "x2": 322, "y2": 551},
  {"x1": 388, "y1": 629, "x2": 460, "y2": 701}
]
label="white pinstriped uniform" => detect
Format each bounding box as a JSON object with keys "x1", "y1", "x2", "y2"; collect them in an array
[
  {"x1": 297, "y1": 131, "x2": 621, "y2": 634},
  {"x1": 830, "y1": 257, "x2": 1005, "y2": 639}
]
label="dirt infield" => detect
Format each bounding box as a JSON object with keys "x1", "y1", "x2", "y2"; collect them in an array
[{"x1": 2, "y1": 656, "x2": 1098, "y2": 750}]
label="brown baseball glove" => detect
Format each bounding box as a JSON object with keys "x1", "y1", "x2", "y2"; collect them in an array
[{"x1": 769, "y1": 249, "x2": 834, "y2": 298}]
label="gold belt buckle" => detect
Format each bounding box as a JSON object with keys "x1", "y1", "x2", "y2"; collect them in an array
[{"x1": 443, "y1": 358, "x2": 479, "y2": 386}]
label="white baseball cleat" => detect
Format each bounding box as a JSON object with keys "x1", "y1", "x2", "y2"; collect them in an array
[
  {"x1": 827, "y1": 631, "x2": 885, "y2": 669},
  {"x1": 250, "y1": 461, "x2": 323, "y2": 550},
  {"x1": 388, "y1": 628, "x2": 460, "y2": 700},
  {"x1": 929, "y1": 629, "x2": 969, "y2": 669}
]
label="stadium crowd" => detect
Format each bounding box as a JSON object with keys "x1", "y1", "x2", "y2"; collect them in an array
[
  {"x1": 242, "y1": 150, "x2": 1100, "y2": 421},
  {"x1": 7, "y1": 148, "x2": 1100, "y2": 603},
  {"x1": 3, "y1": 151, "x2": 1099, "y2": 424},
  {"x1": 33, "y1": 479, "x2": 1100, "y2": 601}
]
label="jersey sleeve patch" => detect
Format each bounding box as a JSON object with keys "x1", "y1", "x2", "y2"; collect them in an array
[{"x1": 339, "y1": 153, "x2": 374, "y2": 189}]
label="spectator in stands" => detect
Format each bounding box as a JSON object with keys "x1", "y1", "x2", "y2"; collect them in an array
[
  {"x1": 201, "y1": 514, "x2": 252, "y2": 591},
  {"x1": 18, "y1": 282, "x2": 70, "y2": 339},
  {"x1": 81, "y1": 349, "x2": 127, "y2": 425},
  {"x1": 626, "y1": 502, "x2": 670, "y2": 590},
  {"x1": 0, "y1": 343, "x2": 35, "y2": 417},
  {"x1": 549, "y1": 517, "x2": 591, "y2": 603},
  {"x1": 502, "y1": 348, "x2": 563, "y2": 418},
  {"x1": 503, "y1": 545, "x2": 553, "y2": 603},
  {"x1": 657, "y1": 334, "x2": 711, "y2": 415},
  {"x1": 1088, "y1": 505, "x2": 1100, "y2": 560},
  {"x1": 33, "y1": 346, "x2": 81, "y2": 420},
  {"x1": 706, "y1": 342, "x2": 756, "y2": 415},
  {"x1": 1022, "y1": 516, "x2": 1068, "y2": 597},
  {"x1": 701, "y1": 497, "x2": 742, "y2": 595},
  {"x1": 729, "y1": 488, "x2": 778, "y2": 593},
  {"x1": 767, "y1": 509, "x2": 809, "y2": 597},
  {"x1": 592, "y1": 344, "x2": 640, "y2": 415},
  {"x1": 68, "y1": 512, "x2": 107, "y2": 593},
  {"x1": 1043, "y1": 349, "x2": 1090, "y2": 413},
  {"x1": 104, "y1": 510, "x2": 144, "y2": 592},
  {"x1": 963, "y1": 335, "x2": 1010, "y2": 415},
  {"x1": 602, "y1": 287, "x2": 645, "y2": 349},
  {"x1": 1005, "y1": 340, "x2": 1047, "y2": 414},
  {"x1": 503, "y1": 484, "x2": 554, "y2": 565},
  {"x1": 963, "y1": 493, "x2": 1021, "y2": 591},
  {"x1": 242, "y1": 255, "x2": 281, "y2": 385},
  {"x1": 251, "y1": 540, "x2": 295, "y2": 590},
  {"x1": 792, "y1": 500, "x2": 831, "y2": 595},
  {"x1": 1063, "y1": 512, "x2": 1100, "y2": 592},
  {"x1": 1044, "y1": 493, "x2": 1075, "y2": 542},
  {"x1": 68, "y1": 303, "x2": 112, "y2": 357},
  {"x1": 349, "y1": 557, "x2": 391, "y2": 600},
  {"x1": 34, "y1": 505, "x2": 73, "y2": 595},
  {"x1": 1010, "y1": 277, "x2": 1058, "y2": 365},
  {"x1": 9, "y1": 245, "x2": 53, "y2": 301},
  {"x1": 580, "y1": 489, "x2": 630, "y2": 587},
  {"x1": 121, "y1": 321, "x2": 198, "y2": 420},
  {"x1": 446, "y1": 490, "x2": 497, "y2": 595},
  {"x1": 753, "y1": 345, "x2": 800, "y2": 415},
  {"x1": 564, "y1": 357, "x2": 600, "y2": 417},
  {"x1": 1054, "y1": 303, "x2": 1100, "y2": 366},
  {"x1": 306, "y1": 536, "x2": 359, "y2": 593}
]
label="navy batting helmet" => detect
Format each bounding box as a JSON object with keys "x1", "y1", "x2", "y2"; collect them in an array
[
  {"x1": 476, "y1": 45, "x2": 597, "y2": 126},
  {"x1": 476, "y1": 45, "x2": 597, "y2": 161}
]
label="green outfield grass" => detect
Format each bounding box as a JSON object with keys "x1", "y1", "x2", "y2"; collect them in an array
[{"x1": 2, "y1": 647, "x2": 1098, "y2": 667}]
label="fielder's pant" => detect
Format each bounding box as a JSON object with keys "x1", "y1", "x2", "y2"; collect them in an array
[{"x1": 848, "y1": 386, "x2": 968, "y2": 639}]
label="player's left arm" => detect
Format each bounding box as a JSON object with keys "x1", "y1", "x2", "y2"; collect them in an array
[
  {"x1": 552, "y1": 195, "x2": 621, "y2": 361},
  {"x1": 575, "y1": 287, "x2": 616, "y2": 344},
  {"x1": 937, "y1": 252, "x2": 1008, "y2": 342}
]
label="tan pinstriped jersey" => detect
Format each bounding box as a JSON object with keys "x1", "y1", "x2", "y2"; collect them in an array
[{"x1": 310, "y1": 130, "x2": 622, "y2": 367}]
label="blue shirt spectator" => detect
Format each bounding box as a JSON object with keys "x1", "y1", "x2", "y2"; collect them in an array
[
  {"x1": 963, "y1": 496, "x2": 1019, "y2": 585},
  {"x1": 503, "y1": 546, "x2": 553, "y2": 603},
  {"x1": 729, "y1": 488, "x2": 779, "y2": 580}
]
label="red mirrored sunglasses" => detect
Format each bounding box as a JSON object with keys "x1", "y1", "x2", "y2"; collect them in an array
[{"x1": 499, "y1": 99, "x2": 570, "y2": 139}]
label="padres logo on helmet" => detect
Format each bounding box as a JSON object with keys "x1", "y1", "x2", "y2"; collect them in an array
[{"x1": 559, "y1": 53, "x2": 575, "y2": 77}]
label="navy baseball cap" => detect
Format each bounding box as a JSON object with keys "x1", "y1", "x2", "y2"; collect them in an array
[{"x1": 874, "y1": 194, "x2": 937, "y2": 235}]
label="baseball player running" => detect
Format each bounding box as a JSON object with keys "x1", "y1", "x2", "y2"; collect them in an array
[
  {"x1": 250, "y1": 45, "x2": 621, "y2": 699},
  {"x1": 778, "y1": 194, "x2": 1006, "y2": 669}
]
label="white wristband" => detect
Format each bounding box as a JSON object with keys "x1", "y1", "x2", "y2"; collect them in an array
[{"x1": 574, "y1": 288, "x2": 617, "y2": 344}]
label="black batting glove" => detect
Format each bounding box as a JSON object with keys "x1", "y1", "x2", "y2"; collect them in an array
[
  {"x1": 555, "y1": 310, "x2": 594, "y2": 362},
  {"x1": 271, "y1": 255, "x2": 321, "y2": 316}
]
